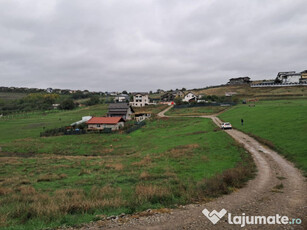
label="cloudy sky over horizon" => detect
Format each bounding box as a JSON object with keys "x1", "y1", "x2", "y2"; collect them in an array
[{"x1": 1, "y1": 0, "x2": 307, "y2": 92}]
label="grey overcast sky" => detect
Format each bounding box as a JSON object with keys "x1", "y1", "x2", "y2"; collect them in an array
[{"x1": 0, "y1": 0, "x2": 307, "y2": 92}]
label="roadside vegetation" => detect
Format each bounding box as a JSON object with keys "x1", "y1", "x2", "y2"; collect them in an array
[
  {"x1": 219, "y1": 99, "x2": 307, "y2": 174},
  {"x1": 0, "y1": 111, "x2": 254, "y2": 229}
]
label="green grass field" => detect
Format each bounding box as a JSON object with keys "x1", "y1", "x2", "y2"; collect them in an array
[
  {"x1": 0, "y1": 104, "x2": 108, "y2": 144},
  {"x1": 0, "y1": 105, "x2": 253, "y2": 229},
  {"x1": 133, "y1": 104, "x2": 168, "y2": 116},
  {"x1": 219, "y1": 99, "x2": 307, "y2": 174},
  {"x1": 0, "y1": 92, "x2": 27, "y2": 101},
  {"x1": 165, "y1": 106, "x2": 227, "y2": 116}
]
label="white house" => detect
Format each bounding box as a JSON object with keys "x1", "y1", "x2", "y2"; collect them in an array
[
  {"x1": 183, "y1": 92, "x2": 197, "y2": 102},
  {"x1": 275, "y1": 72, "x2": 301, "y2": 84},
  {"x1": 130, "y1": 93, "x2": 149, "y2": 107}
]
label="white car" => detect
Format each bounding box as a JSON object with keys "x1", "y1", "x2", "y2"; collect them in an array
[{"x1": 221, "y1": 122, "x2": 232, "y2": 130}]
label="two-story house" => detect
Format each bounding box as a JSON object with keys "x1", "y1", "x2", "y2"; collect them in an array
[{"x1": 130, "y1": 93, "x2": 149, "y2": 107}]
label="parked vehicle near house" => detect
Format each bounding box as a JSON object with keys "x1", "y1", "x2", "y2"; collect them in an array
[{"x1": 221, "y1": 122, "x2": 232, "y2": 130}]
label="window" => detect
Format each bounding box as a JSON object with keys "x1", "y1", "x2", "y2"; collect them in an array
[{"x1": 97, "y1": 124, "x2": 100, "y2": 127}]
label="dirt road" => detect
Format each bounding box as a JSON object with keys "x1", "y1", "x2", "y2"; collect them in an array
[{"x1": 80, "y1": 106, "x2": 306, "y2": 230}]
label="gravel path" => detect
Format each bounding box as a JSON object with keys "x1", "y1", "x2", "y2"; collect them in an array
[{"x1": 74, "y1": 106, "x2": 306, "y2": 230}]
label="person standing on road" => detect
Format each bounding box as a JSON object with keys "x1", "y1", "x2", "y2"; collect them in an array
[{"x1": 241, "y1": 118, "x2": 244, "y2": 126}]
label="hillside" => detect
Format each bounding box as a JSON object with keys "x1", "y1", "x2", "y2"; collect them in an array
[{"x1": 190, "y1": 85, "x2": 307, "y2": 99}]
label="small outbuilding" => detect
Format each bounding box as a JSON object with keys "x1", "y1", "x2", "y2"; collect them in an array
[
  {"x1": 134, "y1": 113, "x2": 151, "y2": 123},
  {"x1": 86, "y1": 117, "x2": 125, "y2": 131},
  {"x1": 71, "y1": 116, "x2": 92, "y2": 126}
]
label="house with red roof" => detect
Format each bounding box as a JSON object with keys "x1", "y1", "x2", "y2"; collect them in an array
[{"x1": 86, "y1": 117, "x2": 125, "y2": 131}]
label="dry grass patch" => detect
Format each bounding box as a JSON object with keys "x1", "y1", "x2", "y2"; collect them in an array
[
  {"x1": 78, "y1": 169, "x2": 91, "y2": 176},
  {"x1": 0, "y1": 157, "x2": 22, "y2": 165},
  {"x1": 135, "y1": 184, "x2": 172, "y2": 204},
  {"x1": 19, "y1": 179, "x2": 31, "y2": 185},
  {"x1": 1, "y1": 176, "x2": 23, "y2": 186},
  {"x1": 0, "y1": 213, "x2": 8, "y2": 227},
  {"x1": 55, "y1": 187, "x2": 124, "y2": 214},
  {"x1": 17, "y1": 185, "x2": 36, "y2": 195},
  {"x1": 105, "y1": 163, "x2": 124, "y2": 171},
  {"x1": 198, "y1": 163, "x2": 255, "y2": 198},
  {"x1": 201, "y1": 155, "x2": 210, "y2": 162},
  {"x1": 166, "y1": 144, "x2": 200, "y2": 158},
  {"x1": 139, "y1": 171, "x2": 151, "y2": 180},
  {"x1": 90, "y1": 185, "x2": 122, "y2": 199},
  {"x1": 164, "y1": 171, "x2": 178, "y2": 178},
  {"x1": 37, "y1": 173, "x2": 65, "y2": 182},
  {"x1": 0, "y1": 187, "x2": 13, "y2": 196},
  {"x1": 93, "y1": 148, "x2": 114, "y2": 155},
  {"x1": 132, "y1": 155, "x2": 151, "y2": 167}
]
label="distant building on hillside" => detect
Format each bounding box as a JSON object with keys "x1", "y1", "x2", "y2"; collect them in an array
[
  {"x1": 114, "y1": 94, "x2": 129, "y2": 103},
  {"x1": 275, "y1": 71, "x2": 301, "y2": 84},
  {"x1": 46, "y1": 88, "x2": 53, "y2": 93},
  {"x1": 228, "y1": 77, "x2": 251, "y2": 85},
  {"x1": 156, "y1": 89, "x2": 165, "y2": 94},
  {"x1": 182, "y1": 92, "x2": 197, "y2": 102},
  {"x1": 160, "y1": 91, "x2": 184, "y2": 102},
  {"x1": 300, "y1": 70, "x2": 307, "y2": 84},
  {"x1": 161, "y1": 92, "x2": 175, "y2": 102},
  {"x1": 173, "y1": 90, "x2": 185, "y2": 98}
]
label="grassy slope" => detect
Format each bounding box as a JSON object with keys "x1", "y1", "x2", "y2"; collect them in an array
[
  {"x1": 133, "y1": 104, "x2": 168, "y2": 115},
  {"x1": 0, "y1": 107, "x2": 249, "y2": 229},
  {"x1": 191, "y1": 85, "x2": 307, "y2": 98},
  {"x1": 0, "y1": 104, "x2": 108, "y2": 144},
  {"x1": 219, "y1": 99, "x2": 307, "y2": 173},
  {"x1": 165, "y1": 106, "x2": 227, "y2": 116}
]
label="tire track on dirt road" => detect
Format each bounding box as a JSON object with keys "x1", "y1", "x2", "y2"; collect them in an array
[{"x1": 78, "y1": 106, "x2": 306, "y2": 230}]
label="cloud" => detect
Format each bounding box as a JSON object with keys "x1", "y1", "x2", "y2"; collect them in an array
[{"x1": 0, "y1": 0, "x2": 306, "y2": 91}]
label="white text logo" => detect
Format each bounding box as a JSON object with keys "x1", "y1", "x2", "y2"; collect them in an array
[{"x1": 202, "y1": 208, "x2": 227, "y2": 224}]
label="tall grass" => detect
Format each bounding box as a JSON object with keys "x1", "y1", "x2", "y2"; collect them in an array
[
  {"x1": 219, "y1": 99, "x2": 307, "y2": 174},
  {"x1": 0, "y1": 115, "x2": 254, "y2": 229}
]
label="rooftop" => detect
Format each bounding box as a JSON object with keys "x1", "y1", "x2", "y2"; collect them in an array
[{"x1": 86, "y1": 117, "x2": 125, "y2": 124}]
